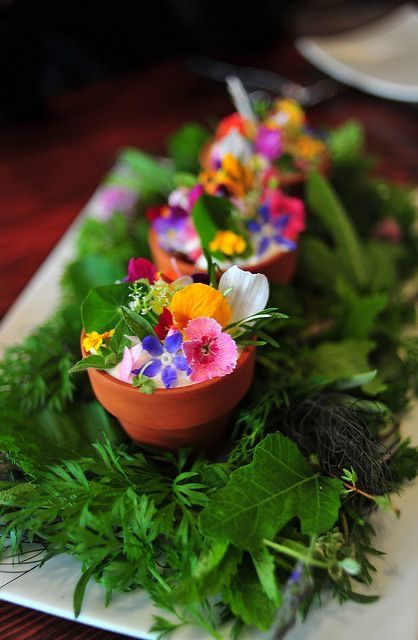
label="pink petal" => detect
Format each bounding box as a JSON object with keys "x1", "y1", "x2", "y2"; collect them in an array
[
  {"x1": 184, "y1": 317, "x2": 223, "y2": 341},
  {"x1": 119, "y1": 346, "x2": 133, "y2": 382}
]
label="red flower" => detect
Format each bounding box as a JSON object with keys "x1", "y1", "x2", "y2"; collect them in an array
[
  {"x1": 146, "y1": 205, "x2": 165, "y2": 223},
  {"x1": 127, "y1": 257, "x2": 158, "y2": 283},
  {"x1": 216, "y1": 112, "x2": 247, "y2": 139},
  {"x1": 154, "y1": 308, "x2": 174, "y2": 340}
]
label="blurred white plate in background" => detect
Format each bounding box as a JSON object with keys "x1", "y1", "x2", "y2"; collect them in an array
[{"x1": 296, "y1": 4, "x2": 418, "y2": 102}]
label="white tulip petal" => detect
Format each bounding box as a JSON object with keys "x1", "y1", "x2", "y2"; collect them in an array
[{"x1": 219, "y1": 266, "x2": 269, "y2": 324}]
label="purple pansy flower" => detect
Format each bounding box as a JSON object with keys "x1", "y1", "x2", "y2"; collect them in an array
[
  {"x1": 247, "y1": 204, "x2": 296, "y2": 257},
  {"x1": 138, "y1": 331, "x2": 191, "y2": 388}
]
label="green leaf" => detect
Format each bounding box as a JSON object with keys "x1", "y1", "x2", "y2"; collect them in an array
[
  {"x1": 335, "y1": 370, "x2": 378, "y2": 391},
  {"x1": 192, "y1": 194, "x2": 251, "y2": 259},
  {"x1": 121, "y1": 306, "x2": 156, "y2": 339},
  {"x1": 199, "y1": 433, "x2": 342, "y2": 550},
  {"x1": 222, "y1": 557, "x2": 277, "y2": 630},
  {"x1": 303, "y1": 339, "x2": 375, "y2": 385},
  {"x1": 306, "y1": 171, "x2": 368, "y2": 288},
  {"x1": 119, "y1": 148, "x2": 175, "y2": 198},
  {"x1": 251, "y1": 547, "x2": 281, "y2": 605},
  {"x1": 335, "y1": 279, "x2": 388, "y2": 339},
  {"x1": 328, "y1": 121, "x2": 364, "y2": 164},
  {"x1": 109, "y1": 318, "x2": 130, "y2": 355},
  {"x1": 0, "y1": 402, "x2": 125, "y2": 474},
  {"x1": 69, "y1": 355, "x2": 108, "y2": 373},
  {"x1": 299, "y1": 236, "x2": 340, "y2": 289},
  {"x1": 74, "y1": 563, "x2": 101, "y2": 617},
  {"x1": 168, "y1": 123, "x2": 211, "y2": 173},
  {"x1": 81, "y1": 283, "x2": 132, "y2": 333},
  {"x1": 175, "y1": 542, "x2": 242, "y2": 604},
  {"x1": 63, "y1": 255, "x2": 123, "y2": 302}
]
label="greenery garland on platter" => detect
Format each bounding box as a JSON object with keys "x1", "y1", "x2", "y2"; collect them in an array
[{"x1": 1, "y1": 119, "x2": 418, "y2": 640}]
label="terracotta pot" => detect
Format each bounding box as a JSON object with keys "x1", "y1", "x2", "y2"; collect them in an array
[
  {"x1": 81, "y1": 333, "x2": 256, "y2": 450},
  {"x1": 149, "y1": 228, "x2": 297, "y2": 284}
]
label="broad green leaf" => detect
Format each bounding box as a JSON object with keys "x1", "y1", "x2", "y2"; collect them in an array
[
  {"x1": 168, "y1": 123, "x2": 211, "y2": 173},
  {"x1": 82, "y1": 283, "x2": 132, "y2": 333},
  {"x1": 119, "y1": 148, "x2": 175, "y2": 198},
  {"x1": 306, "y1": 171, "x2": 368, "y2": 288},
  {"x1": 69, "y1": 355, "x2": 107, "y2": 373},
  {"x1": 303, "y1": 339, "x2": 375, "y2": 384},
  {"x1": 200, "y1": 433, "x2": 342, "y2": 549},
  {"x1": 63, "y1": 255, "x2": 123, "y2": 302},
  {"x1": 222, "y1": 557, "x2": 278, "y2": 630}
]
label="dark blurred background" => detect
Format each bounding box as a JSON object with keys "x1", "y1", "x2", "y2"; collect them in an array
[{"x1": 0, "y1": 0, "x2": 406, "y2": 122}]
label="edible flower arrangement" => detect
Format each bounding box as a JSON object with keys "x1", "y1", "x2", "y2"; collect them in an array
[
  {"x1": 148, "y1": 81, "x2": 312, "y2": 279},
  {"x1": 73, "y1": 256, "x2": 284, "y2": 447},
  {"x1": 75, "y1": 257, "x2": 280, "y2": 389},
  {"x1": 1, "y1": 102, "x2": 418, "y2": 640}
]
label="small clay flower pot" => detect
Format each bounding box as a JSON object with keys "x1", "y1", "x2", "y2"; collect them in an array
[
  {"x1": 81, "y1": 333, "x2": 255, "y2": 450},
  {"x1": 149, "y1": 228, "x2": 297, "y2": 284}
]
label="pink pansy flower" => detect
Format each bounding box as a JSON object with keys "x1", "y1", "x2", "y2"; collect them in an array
[
  {"x1": 255, "y1": 126, "x2": 282, "y2": 161},
  {"x1": 127, "y1": 257, "x2": 157, "y2": 283},
  {"x1": 182, "y1": 317, "x2": 238, "y2": 383}
]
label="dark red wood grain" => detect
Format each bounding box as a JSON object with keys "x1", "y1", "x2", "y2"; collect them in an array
[{"x1": 0, "y1": 41, "x2": 417, "y2": 639}]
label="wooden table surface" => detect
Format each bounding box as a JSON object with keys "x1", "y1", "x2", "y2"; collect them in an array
[{"x1": 0, "y1": 40, "x2": 417, "y2": 639}]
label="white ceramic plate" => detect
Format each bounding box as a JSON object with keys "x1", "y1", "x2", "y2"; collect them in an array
[
  {"x1": 296, "y1": 4, "x2": 418, "y2": 102},
  {"x1": 1, "y1": 186, "x2": 418, "y2": 639}
]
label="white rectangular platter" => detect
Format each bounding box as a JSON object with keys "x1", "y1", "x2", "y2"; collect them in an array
[{"x1": 1, "y1": 189, "x2": 418, "y2": 640}]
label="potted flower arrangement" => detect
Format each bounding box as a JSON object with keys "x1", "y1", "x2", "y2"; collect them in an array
[
  {"x1": 200, "y1": 77, "x2": 330, "y2": 187},
  {"x1": 147, "y1": 78, "x2": 320, "y2": 283},
  {"x1": 71, "y1": 256, "x2": 286, "y2": 449}
]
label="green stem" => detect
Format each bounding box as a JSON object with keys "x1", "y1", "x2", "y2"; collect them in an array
[{"x1": 263, "y1": 538, "x2": 328, "y2": 570}]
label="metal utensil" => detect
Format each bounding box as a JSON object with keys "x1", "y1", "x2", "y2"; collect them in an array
[{"x1": 187, "y1": 55, "x2": 341, "y2": 106}]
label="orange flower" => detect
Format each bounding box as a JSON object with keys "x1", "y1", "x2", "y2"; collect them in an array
[
  {"x1": 199, "y1": 153, "x2": 254, "y2": 198},
  {"x1": 169, "y1": 283, "x2": 232, "y2": 332}
]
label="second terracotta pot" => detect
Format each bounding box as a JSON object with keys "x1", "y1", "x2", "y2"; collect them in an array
[
  {"x1": 83, "y1": 334, "x2": 256, "y2": 450},
  {"x1": 149, "y1": 228, "x2": 297, "y2": 284}
]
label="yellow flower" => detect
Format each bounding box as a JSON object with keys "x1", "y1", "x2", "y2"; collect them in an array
[
  {"x1": 267, "y1": 99, "x2": 306, "y2": 131},
  {"x1": 170, "y1": 283, "x2": 232, "y2": 332},
  {"x1": 82, "y1": 329, "x2": 115, "y2": 353},
  {"x1": 210, "y1": 230, "x2": 247, "y2": 256},
  {"x1": 293, "y1": 135, "x2": 327, "y2": 163},
  {"x1": 199, "y1": 153, "x2": 254, "y2": 198}
]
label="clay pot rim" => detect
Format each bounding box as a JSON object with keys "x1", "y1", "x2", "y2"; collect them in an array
[
  {"x1": 81, "y1": 330, "x2": 255, "y2": 397},
  {"x1": 148, "y1": 227, "x2": 295, "y2": 274}
]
